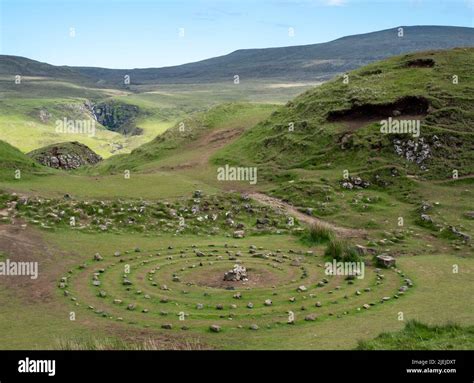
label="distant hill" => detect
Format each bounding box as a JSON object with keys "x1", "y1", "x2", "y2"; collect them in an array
[
  {"x1": 67, "y1": 26, "x2": 474, "y2": 84},
  {"x1": 0, "y1": 55, "x2": 94, "y2": 84},
  {"x1": 0, "y1": 26, "x2": 473, "y2": 86}
]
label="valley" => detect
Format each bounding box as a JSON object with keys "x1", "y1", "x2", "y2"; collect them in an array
[{"x1": 0, "y1": 26, "x2": 473, "y2": 351}]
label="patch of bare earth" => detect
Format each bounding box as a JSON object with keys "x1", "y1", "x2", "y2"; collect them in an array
[
  {"x1": 158, "y1": 126, "x2": 245, "y2": 171},
  {"x1": 248, "y1": 192, "x2": 366, "y2": 239},
  {"x1": 327, "y1": 96, "x2": 429, "y2": 131},
  {"x1": 186, "y1": 266, "x2": 294, "y2": 289}
]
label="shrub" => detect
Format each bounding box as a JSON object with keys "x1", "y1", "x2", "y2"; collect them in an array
[{"x1": 324, "y1": 237, "x2": 360, "y2": 262}]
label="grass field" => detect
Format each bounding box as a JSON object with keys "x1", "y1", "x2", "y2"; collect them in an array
[{"x1": 0, "y1": 226, "x2": 471, "y2": 350}]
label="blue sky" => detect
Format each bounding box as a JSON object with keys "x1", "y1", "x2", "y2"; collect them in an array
[{"x1": 0, "y1": 0, "x2": 472, "y2": 68}]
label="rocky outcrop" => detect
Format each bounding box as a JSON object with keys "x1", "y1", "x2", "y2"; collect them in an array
[
  {"x1": 393, "y1": 136, "x2": 441, "y2": 168},
  {"x1": 341, "y1": 176, "x2": 370, "y2": 190},
  {"x1": 92, "y1": 101, "x2": 142, "y2": 136},
  {"x1": 27, "y1": 141, "x2": 102, "y2": 170}
]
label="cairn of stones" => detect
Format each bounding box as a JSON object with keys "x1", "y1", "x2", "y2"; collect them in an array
[{"x1": 223, "y1": 264, "x2": 248, "y2": 282}]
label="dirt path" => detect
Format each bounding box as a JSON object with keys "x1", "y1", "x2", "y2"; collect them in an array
[
  {"x1": 248, "y1": 192, "x2": 366, "y2": 239},
  {"x1": 157, "y1": 126, "x2": 246, "y2": 171}
]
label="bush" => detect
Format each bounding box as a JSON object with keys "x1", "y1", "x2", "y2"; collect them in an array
[{"x1": 324, "y1": 237, "x2": 360, "y2": 262}]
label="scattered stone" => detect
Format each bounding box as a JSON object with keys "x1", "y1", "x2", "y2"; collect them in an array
[
  {"x1": 376, "y1": 254, "x2": 396, "y2": 268},
  {"x1": 233, "y1": 230, "x2": 245, "y2": 239}
]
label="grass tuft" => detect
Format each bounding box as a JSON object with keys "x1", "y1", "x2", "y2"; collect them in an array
[
  {"x1": 300, "y1": 222, "x2": 334, "y2": 245},
  {"x1": 324, "y1": 236, "x2": 360, "y2": 262},
  {"x1": 55, "y1": 337, "x2": 205, "y2": 350}
]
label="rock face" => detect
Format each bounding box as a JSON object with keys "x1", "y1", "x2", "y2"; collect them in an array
[
  {"x1": 28, "y1": 141, "x2": 102, "y2": 170},
  {"x1": 223, "y1": 264, "x2": 248, "y2": 282},
  {"x1": 92, "y1": 101, "x2": 142, "y2": 136}
]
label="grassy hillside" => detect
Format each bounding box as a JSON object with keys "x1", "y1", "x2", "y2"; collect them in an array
[
  {"x1": 0, "y1": 139, "x2": 51, "y2": 180},
  {"x1": 213, "y1": 48, "x2": 474, "y2": 180},
  {"x1": 210, "y1": 48, "x2": 473, "y2": 247},
  {"x1": 93, "y1": 103, "x2": 276, "y2": 174}
]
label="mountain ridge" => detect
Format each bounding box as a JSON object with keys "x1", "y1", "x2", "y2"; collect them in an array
[{"x1": 1, "y1": 26, "x2": 473, "y2": 85}]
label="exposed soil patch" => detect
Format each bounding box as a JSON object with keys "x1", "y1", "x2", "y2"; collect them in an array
[
  {"x1": 186, "y1": 265, "x2": 284, "y2": 289},
  {"x1": 158, "y1": 126, "x2": 245, "y2": 171},
  {"x1": 359, "y1": 68, "x2": 382, "y2": 76},
  {"x1": 0, "y1": 222, "x2": 56, "y2": 303},
  {"x1": 248, "y1": 192, "x2": 366, "y2": 239},
  {"x1": 405, "y1": 58, "x2": 435, "y2": 68},
  {"x1": 327, "y1": 96, "x2": 430, "y2": 131}
]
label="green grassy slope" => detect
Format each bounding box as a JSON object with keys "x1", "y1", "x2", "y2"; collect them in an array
[
  {"x1": 93, "y1": 103, "x2": 276, "y2": 174},
  {"x1": 0, "y1": 139, "x2": 52, "y2": 180},
  {"x1": 209, "y1": 48, "x2": 473, "y2": 247},
  {"x1": 213, "y1": 48, "x2": 474, "y2": 180}
]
